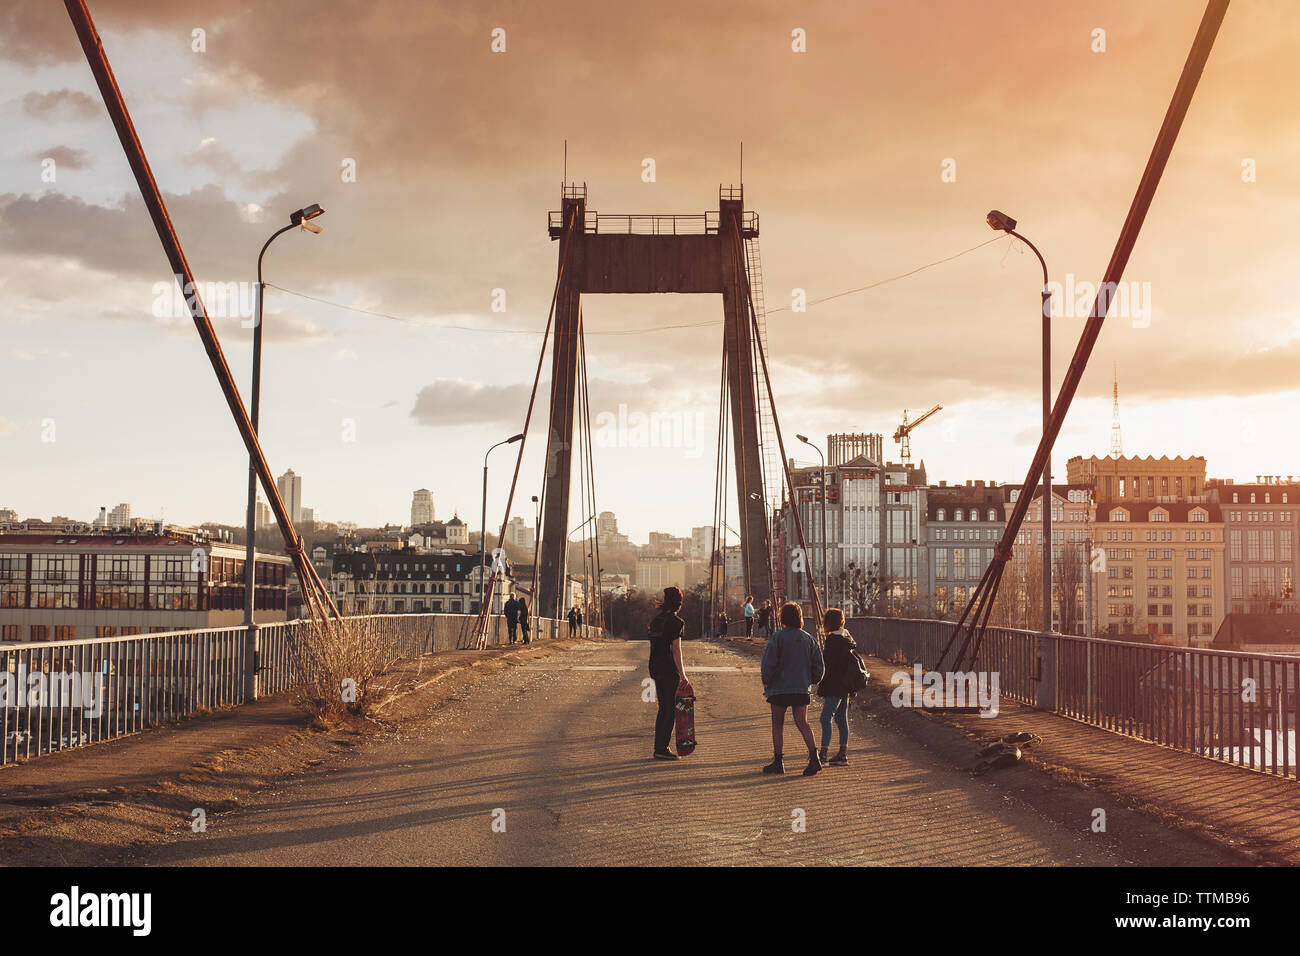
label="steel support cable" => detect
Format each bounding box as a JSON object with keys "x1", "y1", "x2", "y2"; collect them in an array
[
  {"x1": 937, "y1": 0, "x2": 1229, "y2": 672},
  {"x1": 710, "y1": 350, "x2": 730, "y2": 632},
  {"x1": 578, "y1": 315, "x2": 603, "y2": 629},
  {"x1": 730, "y1": 226, "x2": 777, "y2": 609},
  {"x1": 466, "y1": 206, "x2": 578, "y2": 647},
  {"x1": 738, "y1": 244, "x2": 824, "y2": 633},
  {"x1": 62, "y1": 0, "x2": 338, "y2": 622},
  {"x1": 726, "y1": 221, "x2": 759, "y2": 606}
]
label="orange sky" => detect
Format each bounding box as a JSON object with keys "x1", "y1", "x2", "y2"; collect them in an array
[{"x1": 1, "y1": 0, "x2": 1297, "y2": 537}]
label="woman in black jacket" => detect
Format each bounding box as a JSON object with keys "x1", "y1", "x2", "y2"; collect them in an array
[{"x1": 815, "y1": 608, "x2": 860, "y2": 766}]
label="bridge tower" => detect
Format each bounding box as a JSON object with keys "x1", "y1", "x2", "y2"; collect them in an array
[{"x1": 537, "y1": 184, "x2": 773, "y2": 619}]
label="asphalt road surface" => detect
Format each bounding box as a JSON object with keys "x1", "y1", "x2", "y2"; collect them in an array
[{"x1": 126, "y1": 639, "x2": 1188, "y2": 866}]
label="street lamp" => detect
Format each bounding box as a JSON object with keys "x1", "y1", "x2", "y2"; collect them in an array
[
  {"x1": 987, "y1": 209, "x2": 1053, "y2": 641},
  {"x1": 481, "y1": 433, "x2": 524, "y2": 615},
  {"x1": 243, "y1": 204, "x2": 325, "y2": 659},
  {"x1": 796, "y1": 434, "x2": 828, "y2": 615}
]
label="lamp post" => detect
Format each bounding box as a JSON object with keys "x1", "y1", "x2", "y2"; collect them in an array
[
  {"x1": 797, "y1": 435, "x2": 828, "y2": 614},
  {"x1": 481, "y1": 433, "x2": 524, "y2": 615},
  {"x1": 242, "y1": 203, "x2": 324, "y2": 700},
  {"x1": 988, "y1": 209, "x2": 1055, "y2": 705}
]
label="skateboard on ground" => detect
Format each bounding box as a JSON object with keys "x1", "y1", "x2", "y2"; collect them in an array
[{"x1": 674, "y1": 680, "x2": 696, "y2": 756}]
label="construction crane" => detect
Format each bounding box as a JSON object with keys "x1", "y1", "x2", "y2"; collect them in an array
[{"x1": 892, "y1": 404, "x2": 942, "y2": 466}]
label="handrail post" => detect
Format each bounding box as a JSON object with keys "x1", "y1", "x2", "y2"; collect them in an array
[{"x1": 245, "y1": 622, "x2": 260, "y2": 702}]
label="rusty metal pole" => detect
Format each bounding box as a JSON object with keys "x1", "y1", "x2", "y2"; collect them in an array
[
  {"x1": 938, "y1": 0, "x2": 1230, "y2": 675},
  {"x1": 62, "y1": 1, "x2": 339, "y2": 691}
]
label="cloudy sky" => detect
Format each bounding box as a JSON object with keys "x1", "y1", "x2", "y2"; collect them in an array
[{"x1": 2, "y1": 0, "x2": 1297, "y2": 544}]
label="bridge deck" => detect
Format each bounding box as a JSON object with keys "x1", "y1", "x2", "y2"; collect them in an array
[{"x1": 6, "y1": 638, "x2": 1262, "y2": 867}]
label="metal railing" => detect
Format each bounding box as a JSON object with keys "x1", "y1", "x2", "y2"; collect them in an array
[
  {"x1": 849, "y1": 616, "x2": 1299, "y2": 779},
  {"x1": 1, "y1": 613, "x2": 599, "y2": 766}
]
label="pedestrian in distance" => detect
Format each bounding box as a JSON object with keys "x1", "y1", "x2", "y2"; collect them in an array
[
  {"x1": 717, "y1": 609, "x2": 729, "y2": 638},
  {"x1": 646, "y1": 586, "x2": 688, "y2": 760},
  {"x1": 567, "y1": 605, "x2": 582, "y2": 637},
  {"x1": 518, "y1": 595, "x2": 531, "y2": 644},
  {"x1": 760, "y1": 602, "x2": 825, "y2": 776},
  {"x1": 756, "y1": 600, "x2": 772, "y2": 638},
  {"x1": 816, "y1": 607, "x2": 861, "y2": 766},
  {"x1": 743, "y1": 595, "x2": 755, "y2": 637},
  {"x1": 503, "y1": 591, "x2": 520, "y2": 644}
]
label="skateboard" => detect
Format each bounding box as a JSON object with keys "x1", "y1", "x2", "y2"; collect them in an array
[{"x1": 674, "y1": 680, "x2": 696, "y2": 756}]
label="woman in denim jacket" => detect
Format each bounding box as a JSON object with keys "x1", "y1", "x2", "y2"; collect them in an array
[{"x1": 760, "y1": 602, "x2": 825, "y2": 776}]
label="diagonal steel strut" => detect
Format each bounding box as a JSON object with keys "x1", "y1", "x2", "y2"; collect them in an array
[
  {"x1": 63, "y1": 0, "x2": 339, "y2": 620},
  {"x1": 938, "y1": 0, "x2": 1230, "y2": 673}
]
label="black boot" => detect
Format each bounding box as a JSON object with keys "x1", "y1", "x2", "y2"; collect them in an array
[
  {"x1": 802, "y1": 751, "x2": 822, "y2": 776},
  {"x1": 761, "y1": 754, "x2": 784, "y2": 774}
]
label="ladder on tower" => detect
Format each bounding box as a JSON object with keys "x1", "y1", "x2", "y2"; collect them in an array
[{"x1": 744, "y1": 235, "x2": 782, "y2": 513}]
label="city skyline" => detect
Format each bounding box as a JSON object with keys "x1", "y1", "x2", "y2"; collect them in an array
[{"x1": 3, "y1": 0, "x2": 1298, "y2": 545}]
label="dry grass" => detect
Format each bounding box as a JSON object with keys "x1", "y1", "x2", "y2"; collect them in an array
[{"x1": 290, "y1": 617, "x2": 412, "y2": 725}]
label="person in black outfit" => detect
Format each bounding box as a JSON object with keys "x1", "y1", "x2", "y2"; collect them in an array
[
  {"x1": 567, "y1": 605, "x2": 582, "y2": 637},
  {"x1": 717, "y1": 609, "x2": 729, "y2": 638},
  {"x1": 647, "y1": 586, "x2": 688, "y2": 760},
  {"x1": 517, "y1": 596, "x2": 530, "y2": 643},
  {"x1": 503, "y1": 592, "x2": 520, "y2": 644}
]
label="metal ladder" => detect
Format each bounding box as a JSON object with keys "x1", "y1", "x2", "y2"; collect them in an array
[{"x1": 744, "y1": 235, "x2": 782, "y2": 513}]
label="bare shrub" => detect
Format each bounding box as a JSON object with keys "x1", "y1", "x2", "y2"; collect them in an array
[{"x1": 290, "y1": 616, "x2": 405, "y2": 724}]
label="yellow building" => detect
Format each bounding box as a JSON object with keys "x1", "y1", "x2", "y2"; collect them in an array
[{"x1": 1093, "y1": 500, "x2": 1224, "y2": 646}]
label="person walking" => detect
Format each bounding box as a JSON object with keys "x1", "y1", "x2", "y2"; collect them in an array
[
  {"x1": 815, "y1": 608, "x2": 860, "y2": 766},
  {"x1": 503, "y1": 591, "x2": 520, "y2": 644},
  {"x1": 567, "y1": 605, "x2": 582, "y2": 637},
  {"x1": 743, "y1": 596, "x2": 755, "y2": 637},
  {"x1": 518, "y1": 595, "x2": 531, "y2": 644},
  {"x1": 717, "y1": 609, "x2": 729, "y2": 638},
  {"x1": 756, "y1": 600, "x2": 771, "y2": 638},
  {"x1": 759, "y1": 602, "x2": 825, "y2": 776},
  {"x1": 646, "y1": 586, "x2": 688, "y2": 760}
]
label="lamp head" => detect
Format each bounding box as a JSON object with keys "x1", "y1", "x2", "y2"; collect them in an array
[
  {"x1": 986, "y1": 209, "x2": 1017, "y2": 233},
  {"x1": 290, "y1": 203, "x2": 325, "y2": 225}
]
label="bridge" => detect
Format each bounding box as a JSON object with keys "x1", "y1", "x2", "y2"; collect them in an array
[{"x1": 9, "y1": 0, "x2": 1291, "y2": 874}]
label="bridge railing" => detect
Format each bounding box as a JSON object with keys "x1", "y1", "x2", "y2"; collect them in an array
[
  {"x1": 848, "y1": 616, "x2": 1299, "y2": 779},
  {"x1": 0, "y1": 613, "x2": 600, "y2": 766}
]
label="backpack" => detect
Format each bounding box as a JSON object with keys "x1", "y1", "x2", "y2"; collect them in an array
[{"x1": 847, "y1": 648, "x2": 870, "y2": 692}]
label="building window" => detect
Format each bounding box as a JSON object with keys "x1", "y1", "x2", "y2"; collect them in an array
[{"x1": 937, "y1": 509, "x2": 946, "y2": 522}]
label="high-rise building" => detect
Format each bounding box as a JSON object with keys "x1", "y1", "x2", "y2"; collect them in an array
[
  {"x1": 277, "y1": 469, "x2": 303, "y2": 523},
  {"x1": 690, "y1": 526, "x2": 714, "y2": 560},
  {"x1": 108, "y1": 503, "x2": 131, "y2": 529},
  {"x1": 411, "y1": 488, "x2": 435, "y2": 527},
  {"x1": 254, "y1": 498, "x2": 271, "y2": 531},
  {"x1": 505, "y1": 516, "x2": 534, "y2": 551}
]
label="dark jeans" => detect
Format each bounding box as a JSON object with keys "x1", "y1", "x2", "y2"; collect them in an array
[
  {"x1": 652, "y1": 671, "x2": 677, "y2": 753},
  {"x1": 507, "y1": 619, "x2": 518, "y2": 643},
  {"x1": 745, "y1": 618, "x2": 754, "y2": 636}
]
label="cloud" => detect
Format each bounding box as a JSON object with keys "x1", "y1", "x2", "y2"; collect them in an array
[
  {"x1": 19, "y1": 89, "x2": 99, "y2": 119},
  {"x1": 410, "y1": 379, "x2": 534, "y2": 428},
  {"x1": 31, "y1": 145, "x2": 90, "y2": 170}
]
